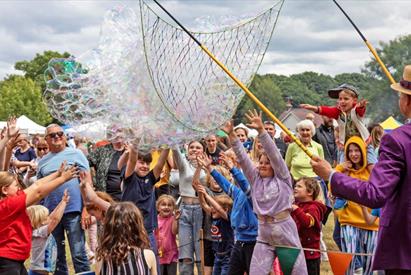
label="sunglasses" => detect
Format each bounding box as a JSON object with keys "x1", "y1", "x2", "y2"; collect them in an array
[
  {"x1": 47, "y1": 131, "x2": 65, "y2": 139},
  {"x1": 37, "y1": 147, "x2": 48, "y2": 151}
]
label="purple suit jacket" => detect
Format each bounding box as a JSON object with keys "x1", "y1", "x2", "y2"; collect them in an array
[{"x1": 331, "y1": 123, "x2": 411, "y2": 271}]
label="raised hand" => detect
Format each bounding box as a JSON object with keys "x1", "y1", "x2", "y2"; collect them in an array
[
  {"x1": 58, "y1": 162, "x2": 79, "y2": 181},
  {"x1": 245, "y1": 109, "x2": 264, "y2": 133},
  {"x1": 221, "y1": 119, "x2": 234, "y2": 135},
  {"x1": 356, "y1": 99, "x2": 368, "y2": 108},
  {"x1": 6, "y1": 116, "x2": 19, "y2": 138},
  {"x1": 197, "y1": 153, "x2": 212, "y2": 171},
  {"x1": 174, "y1": 209, "x2": 181, "y2": 220},
  {"x1": 219, "y1": 151, "x2": 234, "y2": 170},
  {"x1": 196, "y1": 184, "x2": 207, "y2": 195}
]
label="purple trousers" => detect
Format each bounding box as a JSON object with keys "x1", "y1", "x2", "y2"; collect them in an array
[{"x1": 250, "y1": 217, "x2": 308, "y2": 275}]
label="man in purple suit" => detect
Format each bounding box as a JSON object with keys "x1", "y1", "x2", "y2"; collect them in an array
[{"x1": 311, "y1": 65, "x2": 411, "y2": 274}]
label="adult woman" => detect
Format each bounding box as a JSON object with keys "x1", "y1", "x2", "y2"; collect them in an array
[
  {"x1": 234, "y1": 126, "x2": 252, "y2": 152},
  {"x1": 285, "y1": 120, "x2": 324, "y2": 181},
  {"x1": 172, "y1": 141, "x2": 207, "y2": 274},
  {"x1": 334, "y1": 136, "x2": 378, "y2": 274},
  {"x1": 23, "y1": 138, "x2": 49, "y2": 187},
  {"x1": 13, "y1": 134, "x2": 37, "y2": 174}
]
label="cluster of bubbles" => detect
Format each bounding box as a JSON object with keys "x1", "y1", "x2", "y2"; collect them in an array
[{"x1": 43, "y1": 3, "x2": 274, "y2": 151}]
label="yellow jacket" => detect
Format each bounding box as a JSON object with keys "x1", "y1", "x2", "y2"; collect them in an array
[{"x1": 335, "y1": 136, "x2": 379, "y2": 231}]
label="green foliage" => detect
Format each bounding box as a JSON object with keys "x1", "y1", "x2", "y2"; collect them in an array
[
  {"x1": 0, "y1": 76, "x2": 53, "y2": 125},
  {"x1": 14, "y1": 50, "x2": 71, "y2": 90},
  {"x1": 233, "y1": 74, "x2": 286, "y2": 124}
]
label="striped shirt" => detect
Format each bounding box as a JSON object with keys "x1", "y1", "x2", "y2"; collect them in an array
[{"x1": 101, "y1": 249, "x2": 149, "y2": 275}]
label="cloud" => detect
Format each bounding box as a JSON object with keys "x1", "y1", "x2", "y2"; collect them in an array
[{"x1": 0, "y1": 0, "x2": 410, "y2": 80}]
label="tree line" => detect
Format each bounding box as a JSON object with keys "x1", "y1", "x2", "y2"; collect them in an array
[{"x1": 1, "y1": 35, "x2": 410, "y2": 126}]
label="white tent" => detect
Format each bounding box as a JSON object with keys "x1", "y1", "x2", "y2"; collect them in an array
[{"x1": 0, "y1": 115, "x2": 46, "y2": 135}]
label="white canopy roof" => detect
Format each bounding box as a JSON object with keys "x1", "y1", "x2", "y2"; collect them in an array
[{"x1": 0, "y1": 115, "x2": 46, "y2": 135}]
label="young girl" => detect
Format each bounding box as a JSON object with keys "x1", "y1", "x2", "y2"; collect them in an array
[
  {"x1": 291, "y1": 177, "x2": 327, "y2": 275},
  {"x1": 334, "y1": 136, "x2": 378, "y2": 275},
  {"x1": 26, "y1": 190, "x2": 70, "y2": 275},
  {"x1": 194, "y1": 182, "x2": 234, "y2": 275},
  {"x1": 172, "y1": 140, "x2": 207, "y2": 274},
  {"x1": 0, "y1": 161, "x2": 78, "y2": 274},
  {"x1": 96, "y1": 202, "x2": 157, "y2": 275},
  {"x1": 156, "y1": 195, "x2": 180, "y2": 275},
  {"x1": 223, "y1": 110, "x2": 308, "y2": 274}
]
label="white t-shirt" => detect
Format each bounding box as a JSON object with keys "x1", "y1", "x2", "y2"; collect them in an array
[{"x1": 30, "y1": 225, "x2": 57, "y2": 272}]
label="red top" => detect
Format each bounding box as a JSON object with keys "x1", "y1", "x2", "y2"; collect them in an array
[
  {"x1": 0, "y1": 190, "x2": 32, "y2": 260},
  {"x1": 319, "y1": 105, "x2": 366, "y2": 119},
  {"x1": 291, "y1": 201, "x2": 326, "y2": 259}
]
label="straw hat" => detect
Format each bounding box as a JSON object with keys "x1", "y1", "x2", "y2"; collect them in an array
[{"x1": 391, "y1": 65, "x2": 411, "y2": 95}]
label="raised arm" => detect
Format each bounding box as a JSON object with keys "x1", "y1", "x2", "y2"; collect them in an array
[
  {"x1": 24, "y1": 162, "x2": 78, "y2": 207},
  {"x1": 193, "y1": 181, "x2": 212, "y2": 215},
  {"x1": 153, "y1": 148, "x2": 170, "y2": 179},
  {"x1": 125, "y1": 145, "x2": 137, "y2": 179},
  {"x1": 0, "y1": 117, "x2": 20, "y2": 171},
  {"x1": 47, "y1": 189, "x2": 70, "y2": 234},
  {"x1": 222, "y1": 120, "x2": 257, "y2": 184},
  {"x1": 245, "y1": 110, "x2": 291, "y2": 182},
  {"x1": 79, "y1": 172, "x2": 111, "y2": 212},
  {"x1": 200, "y1": 186, "x2": 228, "y2": 221},
  {"x1": 117, "y1": 145, "x2": 129, "y2": 170}
]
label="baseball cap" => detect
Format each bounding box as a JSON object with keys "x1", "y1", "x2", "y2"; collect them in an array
[{"x1": 328, "y1": 83, "x2": 359, "y2": 99}]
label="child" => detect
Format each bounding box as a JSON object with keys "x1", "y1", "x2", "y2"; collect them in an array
[
  {"x1": 291, "y1": 177, "x2": 327, "y2": 275},
  {"x1": 155, "y1": 195, "x2": 180, "y2": 275},
  {"x1": 26, "y1": 190, "x2": 70, "y2": 275},
  {"x1": 121, "y1": 144, "x2": 170, "y2": 255},
  {"x1": 223, "y1": 110, "x2": 308, "y2": 274},
  {"x1": 300, "y1": 83, "x2": 377, "y2": 169},
  {"x1": 95, "y1": 202, "x2": 157, "y2": 275},
  {"x1": 197, "y1": 152, "x2": 258, "y2": 275},
  {"x1": 0, "y1": 161, "x2": 78, "y2": 274},
  {"x1": 334, "y1": 136, "x2": 379, "y2": 275},
  {"x1": 194, "y1": 183, "x2": 234, "y2": 275}
]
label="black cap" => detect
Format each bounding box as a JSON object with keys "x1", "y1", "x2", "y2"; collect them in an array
[{"x1": 328, "y1": 83, "x2": 359, "y2": 99}]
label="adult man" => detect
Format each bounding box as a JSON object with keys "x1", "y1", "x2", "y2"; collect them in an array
[
  {"x1": 88, "y1": 132, "x2": 125, "y2": 201},
  {"x1": 313, "y1": 116, "x2": 337, "y2": 166},
  {"x1": 264, "y1": 120, "x2": 288, "y2": 159},
  {"x1": 311, "y1": 65, "x2": 411, "y2": 274},
  {"x1": 205, "y1": 134, "x2": 221, "y2": 164},
  {"x1": 37, "y1": 124, "x2": 90, "y2": 274}
]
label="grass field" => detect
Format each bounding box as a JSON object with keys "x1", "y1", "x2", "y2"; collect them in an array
[{"x1": 27, "y1": 213, "x2": 339, "y2": 274}]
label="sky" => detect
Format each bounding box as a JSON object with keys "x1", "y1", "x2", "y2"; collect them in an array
[{"x1": 0, "y1": 0, "x2": 410, "y2": 80}]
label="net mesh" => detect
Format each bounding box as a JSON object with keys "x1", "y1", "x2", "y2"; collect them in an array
[{"x1": 140, "y1": 0, "x2": 284, "y2": 132}]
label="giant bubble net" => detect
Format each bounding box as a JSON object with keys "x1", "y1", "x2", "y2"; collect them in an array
[{"x1": 44, "y1": 0, "x2": 284, "y2": 150}]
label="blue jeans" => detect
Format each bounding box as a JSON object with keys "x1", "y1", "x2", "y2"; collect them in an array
[
  {"x1": 212, "y1": 252, "x2": 231, "y2": 275},
  {"x1": 52, "y1": 212, "x2": 90, "y2": 275},
  {"x1": 178, "y1": 203, "x2": 203, "y2": 275}
]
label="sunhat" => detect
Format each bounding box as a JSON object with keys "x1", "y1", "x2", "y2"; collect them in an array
[{"x1": 391, "y1": 65, "x2": 411, "y2": 95}]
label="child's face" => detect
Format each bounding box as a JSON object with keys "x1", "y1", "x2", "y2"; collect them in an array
[
  {"x1": 348, "y1": 143, "x2": 362, "y2": 167},
  {"x1": 338, "y1": 90, "x2": 356, "y2": 113},
  {"x1": 235, "y1": 129, "x2": 247, "y2": 143},
  {"x1": 208, "y1": 177, "x2": 222, "y2": 193},
  {"x1": 158, "y1": 199, "x2": 174, "y2": 218},
  {"x1": 258, "y1": 155, "x2": 274, "y2": 178},
  {"x1": 135, "y1": 159, "x2": 150, "y2": 177},
  {"x1": 1, "y1": 180, "x2": 20, "y2": 197},
  {"x1": 188, "y1": 141, "x2": 204, "y2": 158},
  {"x1": 294, "y1": 181, "x2": 312, "y2": 201}
]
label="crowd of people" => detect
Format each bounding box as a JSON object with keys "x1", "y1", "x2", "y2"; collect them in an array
[{"x1": 1, "y1": 65, "x2": 411, "y2": 275}]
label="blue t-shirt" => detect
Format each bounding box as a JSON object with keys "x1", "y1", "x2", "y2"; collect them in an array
[
  {"x1": 37, "y1": 147, "x2": 89, "y2": 213},
  {"x1": 211, "y1": 216, "x2": 234, "y2": 253},
  {"x1": 15, "y1": 147, "x2": 36, "y2": 162},
  {"x1": 121, "y1": 168, "x2": 158, "y2": 232}
]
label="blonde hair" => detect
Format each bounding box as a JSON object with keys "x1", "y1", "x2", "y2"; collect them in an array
[
  {"x1": 371, "y1": 125, "x2": 384, "y2": 149},
  {"x1": 214, "y1": 194, "x2": 233, "y2": 211},
  {"x1": 206, "y1": 165, "x2": 232, "y2": 187},
  {"x1": 0, "y1": 172, "x2": 17, "y2": 199},
  {"x1": 26, "y1": 205, "x2": 49, "y2": 229},
  {"x1": 156, "y1": 194, "x2": 176, "y2": 210},
  {"x1": 250, "y1": 136, "x2": 263, "y2": 162}
]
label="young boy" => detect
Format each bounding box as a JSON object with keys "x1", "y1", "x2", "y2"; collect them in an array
[
  {"x1": 121, "y1": 144, "x2": 170, "y2": 257},
  {"x1": 195, "y1": 183, "x2": 234, "y2": 275},
  {"x1": 291, "y1": 177, "x2": 327, "y2": 275}
]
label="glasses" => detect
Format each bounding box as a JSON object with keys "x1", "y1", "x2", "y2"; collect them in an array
[
  {"x1": 37, "y1": 147, "x2": 48, "y2": 151},
  {"x1": 47, "y1": 131, "x2": 64, "y2": 139}
]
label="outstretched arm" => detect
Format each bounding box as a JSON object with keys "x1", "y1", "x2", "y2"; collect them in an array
[
  {"x1": 79, "y1": 172, "x2": 111, "y2": 212},
  {"x1": 200, "y1": 186, "x2": 228, "y2": 221},
  {"x1": 47, "y1": 189, "x2": 70, "y2": 234},
  {"x1": 153, "y1": 148, "x2": 170, "y2": 179},
  {"x1": 125, "y1": 145, "x2": 137, "y2": 179}
]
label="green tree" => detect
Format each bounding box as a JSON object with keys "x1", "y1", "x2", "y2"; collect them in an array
[
  {"x1": 0, "y1": 75, "x2": 53, "y2": 125},
  {"x1": 362, "y1": 34, "x2": 411, "y2": 122},
  {"x1": 233, "y1": 74, "x2": 286, "y2": 123},
  {"x1": 14, "y1": 50, "x2": 71, "y2": 90}
]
